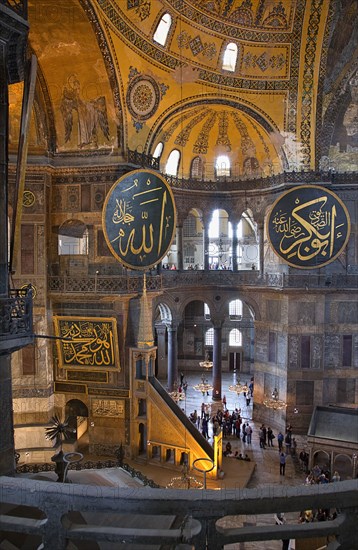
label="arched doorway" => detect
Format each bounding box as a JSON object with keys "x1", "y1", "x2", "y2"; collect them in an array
[{"x1": 65, "y1": 399, "x2": 89, "y2": 444}]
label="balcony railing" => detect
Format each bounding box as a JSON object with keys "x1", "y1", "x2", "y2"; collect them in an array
[
  {"x1": 126, "y1": 150, "x2": 357, "y2": 192},
  {"x1": 47, "y1": 271, "x2": 358, "y2": 295},
  {"x1": 0, "y1": 287, "x2": 33, "y2": 354},
  {"x1": 0, "y1": 476, "x2": 357, "y2": 549},
  {"x1": 0, "y1": 0, "x2": 27, "y2": 18}
]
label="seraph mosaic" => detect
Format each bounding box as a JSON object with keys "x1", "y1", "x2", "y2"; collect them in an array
[{"x1": 54, "y1": 316, "x2": 120, "y2": 370}]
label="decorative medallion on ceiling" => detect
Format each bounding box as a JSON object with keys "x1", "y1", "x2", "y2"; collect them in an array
[{"x1": 127, "y1": 67, "x2": 169, "y2": 132}]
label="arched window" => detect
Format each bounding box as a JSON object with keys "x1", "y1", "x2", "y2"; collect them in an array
[
  {"x1": 190, "y1": 156, "x2": 203, "y2": 179},
  {"x1": 222, "y1": 43, "x2": 238, "y2": 72},
  {"x1": 153, "y1": 13, "x2": 172, "y2": 46},
  {"x1": 204, "y1": 303, "x2": 211, "y2": 320},
  {"x1": 58, "y1": 220, "x2": 88, "y2": 255},
  {"x1": 205, "y1": 328, "x2": 214, "y2": 346},
  {"x1": 229, "y1": 299, "x2": 243, "y2": 319},
  {"x1": 153, "y1": 142, "x2": 163, "y2": 159},
  {"x1": 215, "y1": 155, "x2": 231, "y2": 177},
  {"x1": 229, "y1": 328, "x2": 242, "y2": 346},
  {"x1": 165, "y1": 149, "x2": 180, "y2": 176}
]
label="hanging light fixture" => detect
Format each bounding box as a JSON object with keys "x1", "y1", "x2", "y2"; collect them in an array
[
  {"x1": 263, "y1": 388, "x2": 287, "y2": 411},
  {"x1": 199, "y1": 358, "x2": 213, "y2": 370},
  {"x1": 166, "y1": 462, "x2": 204, "y2": 489},
  {"x1": 193, "y1": 380, "x2": 213, "y2": 394},
  {"x1": 168, "y1": 388, "x2": 185, "y2": 402},
  {"x1": 228, "y1": 380, "x2": 248, "y2": 395}
]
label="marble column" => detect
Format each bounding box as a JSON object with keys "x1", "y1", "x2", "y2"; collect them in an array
[
  {"x1": 155, "y1": 324, "x2": 167, "y2": 379},
  {"x1": 258, "y1": 223, "x2": 264, "y2": 275},
  {"x1": 203, "y1": 216, "x2": 210, "y2": 271},
  {"x1": 176, "y1": 225, "x2": 183, "y2": 270},
  {"x1": 167, "y1": 324, "x2": 178, "y2": 392},
  {"x1": 212, "y1": 321, "x2": 223, "y2": 401}
]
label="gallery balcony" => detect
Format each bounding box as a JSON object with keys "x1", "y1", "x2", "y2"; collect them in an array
[{"x1": 0, "y1": 288, "x2": 34, "y2": 355}]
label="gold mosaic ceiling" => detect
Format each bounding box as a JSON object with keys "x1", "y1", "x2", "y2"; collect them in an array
[{"x1": 7, "y1": 0, "x2": 357, "y2": 177}]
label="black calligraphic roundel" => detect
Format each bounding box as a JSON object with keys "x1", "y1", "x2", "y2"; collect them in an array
[
  {"x1": 102, "y1": 169, "x2": 176, "y2": 270},
  {"x1": 267, "y1": 185, "x2": 351, "y2": 269}
]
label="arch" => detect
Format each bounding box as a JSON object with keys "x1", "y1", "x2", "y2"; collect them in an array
[
  {"x1": 229, "y1": 299, "x2": 243, "y2": 319},
  {"x1": 153, "y1": 12, "x2": 172, "y2": 46},
  {"x1": 65, "y1": 399, "x2": 88, "y2": 418},
  {"x1": 333, "y1": 453, "x2": 352, "y2": 480},
  {"x1": 153, "y1": 141, "x2": 164, "y2": 159},
  {"x1": 156, "y1": 302, "x2": 173, "y2": 324},
  {"x1": 229, "y1": 328, "x2": 242, "y2": 346},
  {"x1": 165, "y1": 149, "x2": 180, "y2": 176},
  {"x1": 190, "y1": 156, "x2": 204, "y2": 179},
  {"x1": 313, "y1": 450, "x2": 330, "y2": 471}
]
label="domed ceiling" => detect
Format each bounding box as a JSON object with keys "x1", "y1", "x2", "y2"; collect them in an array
[{"x1": 7, "y1": 0, "x2": 358, "y2": 176}]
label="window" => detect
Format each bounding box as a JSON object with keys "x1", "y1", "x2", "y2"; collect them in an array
[
  {"x1": 229, "y1": 299, "x2": 243, "y2": 318},
  {"x1": 205, "y1": 328, "x2": 214, "y2": 346},
  {"x1": 58, "y1": 221, "x2": 88, "y2": 255},
  {"x1": 229, "y1": 329, "x2": 242, "y2": 347},
  {"x1": 190, "y1": 156, "x2": 203, "y2": 179},
  {"x1": 222, "y1": 43, "x2": 238, "y2": 72},
  {"x1": 153, "y1": 13, "x2": 172, "y2": 46},
  {"x1": 342, "y1": 335, "x2": 352, "y2": 367},
  {"x1": 301, "y1": 335, "x2": 311, "y2": 368},
  {"x1": 183, "y1": 214, "x2": 197, "y2": 237},
  {"x1": 215, "y1": 155, "x2": 231, "y2": 177},
  {"x1": 204, "y1": 303, "x2": 211, "y2": 320},
  {"x1": 165, "y1": 149, "x2": 180, "y2": 176},
  {"x1": 153, "y1": 142, "x2": 163, "y2": 159}
]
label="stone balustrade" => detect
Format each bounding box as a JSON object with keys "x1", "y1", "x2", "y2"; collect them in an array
[{"x1": 0, "y1": 476, "x2": 357, "y2": 549}]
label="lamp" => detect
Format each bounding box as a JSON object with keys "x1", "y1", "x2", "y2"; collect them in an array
[
  {"x1": 228, "y1": 380, "x2": 248, "y2": 395},
  {"x1": 166, "y1": 462, "x2": 204, "y2": 489},
  {"x1": 199, "y1": 358, "x2": 213, "y2": 370},
  {"x1": 193, "y1": 380, "x2": 213, "y2": 394},
  {"x1": 263, "y1": 388, "x2": 287, "y2": 411}
]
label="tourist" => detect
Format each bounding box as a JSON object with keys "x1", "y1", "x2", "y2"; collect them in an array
[{"x1": 279, "y1": 452, "x2": 286, "y2": 475}]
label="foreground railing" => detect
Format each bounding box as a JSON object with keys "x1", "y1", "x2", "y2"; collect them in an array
[
  {"x1": 0, "y1": 477, "x2": 357, "y2": 549},
  {"x1": 0, "y1": 0, "x2": 27, "y2": 18}
]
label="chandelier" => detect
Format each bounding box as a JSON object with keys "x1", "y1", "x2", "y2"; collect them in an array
[
  {"x1": 199, "y1": 359, "x2": 213, "y2": 370},
  {"x1": 166, "y1": 463, "x2": 204, "y2": 489},
  {"x1": 228, "y1": 380, "x2": 248, "y2": 394},
  {"x1": 263, "y1": 388, "x2": 287, "y2": 411},
  {"x1": 193, "y1": 381, "x2": 213, "y2": 394},
  {"x1": 168, "y1": 388, "x2": 185, "y2": 402}
]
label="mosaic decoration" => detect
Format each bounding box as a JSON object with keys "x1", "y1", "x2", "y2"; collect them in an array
[
  {"x1": 126, "y1": 0, "x2": 151, "y2": 21},
  {"x1": 174, "y1": 109, "x2": 208, "y2": 146},
  {"x1": 177, "y1": 31, "x2": 217, "y2": 60},
  {"x1": 162, "y1": 108, "x2": 206, "y2": 142},
  {"x1": 216, "y1": 111, "x2": 231, "y2": 150},
  {"x1": 230, "y1": 112, "x2": 256, "y2": 155},
  {"x1": 193, "y1": 111, "x2": 217, "y2": 154},
  {"x1": 60, "y1": 75, "x2": 110, "y2": 148},
  {"x1": 300, "y1": 0, "x2": 324, "y2": 168},
  {"x1": 102, "y1": 169, "x2": 176, "y2": 270},
  {"x1": 54, "y1": 316, "x2": 120, "y2": 371},
  {"x1": 127, "y1": 67, "x2": 168, "y2": 132},
  {"x1": 267, "y1": 185, "x2": 351, "y2": 269},
  {"x1": 242, "y1": 51, "x2": 286, "y2": 72},
  {"x1": 92, "y1": 398, "x2": 125, "y2": 418}
]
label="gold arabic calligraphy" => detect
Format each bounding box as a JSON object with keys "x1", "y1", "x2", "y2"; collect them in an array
[
  {"x1": 109, "y1": 176, "x2": 171, "y2": 262},
  {"x1": 60, "y1": 320, "x2": 114, "y2": 367},
  {"x1": 271, "y1": 195, "x2": 345, "y2": 262}
]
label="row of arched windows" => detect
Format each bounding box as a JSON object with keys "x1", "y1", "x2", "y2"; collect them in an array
[
  {"x1": 153, "y1": 13, "x2": 238, "y2": 72},
  {"x1": 154, "y1": 145, "x2": 231, "y2": 179}
]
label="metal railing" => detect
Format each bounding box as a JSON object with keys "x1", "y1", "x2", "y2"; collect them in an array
[
  {"x1": 47, "y1": 270, "x2": 358, "y2": 296},
  {"x1": 0, "y1": 0, "x2": 27, "y2": 18},
  {"x1": 0, "y1": 288, "x2": 33, "y2": 351}
]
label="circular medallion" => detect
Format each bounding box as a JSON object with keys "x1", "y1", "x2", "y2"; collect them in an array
[
  {"x1": 127, "y1": 75, "x2": 160, "y2": 121},
  {"x1": 267, "y1": 185, "x2": 351, "y2": 269},
  {"x1": 102, "y1": 169, "x2": 176, "y2": 270},
  {"x1": 23, "y1": 190, "x2": 35, "y2": 208},
  {"x1": 20, "y1": 283, "x2": 37, "y2": 298}
]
